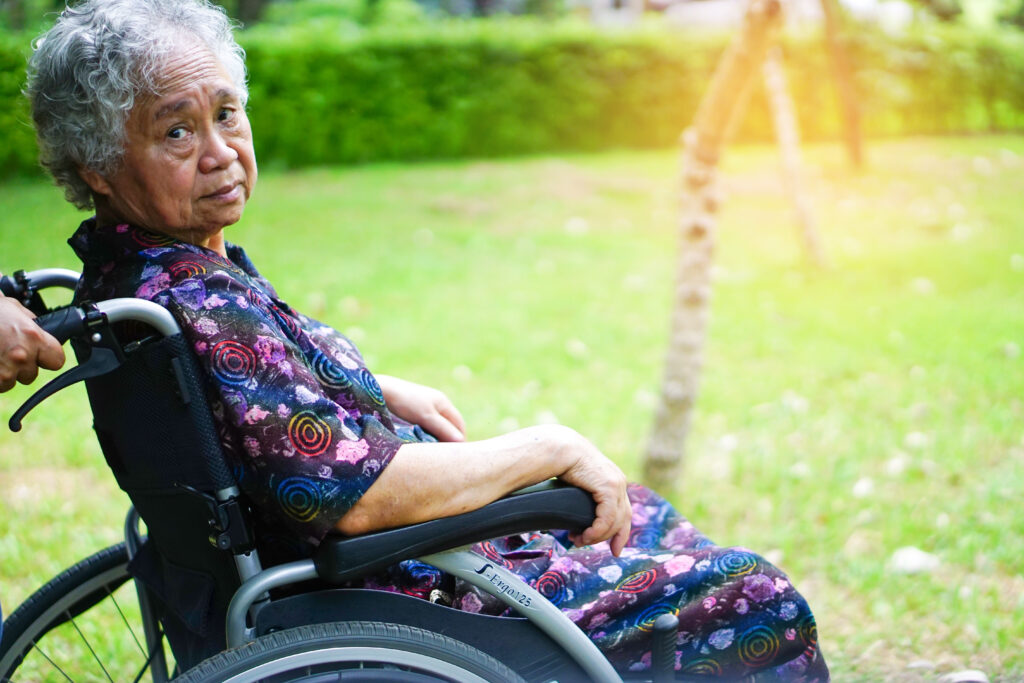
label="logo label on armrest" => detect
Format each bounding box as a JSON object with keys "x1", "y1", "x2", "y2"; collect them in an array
[{"x1": 474, "y1": 562, "x2": 533, "y2": 608}]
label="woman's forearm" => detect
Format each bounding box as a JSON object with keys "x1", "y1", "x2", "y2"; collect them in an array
[
  {"x1": 334, "y1": 425, "x2": 572, "y2": 536},
  {"x1": 335, "y1": 423, "x2": 633, "y2": 556}
]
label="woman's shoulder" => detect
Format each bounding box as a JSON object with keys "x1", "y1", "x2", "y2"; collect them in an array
[{"x1": 72, "y1": 221, "x2": 256, "y2": 305}]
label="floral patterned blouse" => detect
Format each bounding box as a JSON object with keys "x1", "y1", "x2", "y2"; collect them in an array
[{"x1": 71, "y1": 219, "x2": 433, "y2": 545}]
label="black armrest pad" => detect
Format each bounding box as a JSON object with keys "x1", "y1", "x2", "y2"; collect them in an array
[{"x1": 313, "y1": 481, "x2": 595, "y2": 583}]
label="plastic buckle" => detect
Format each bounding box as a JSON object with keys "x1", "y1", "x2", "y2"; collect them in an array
[{"x1": 176, "y1": 484, "x2": 255, "y2": 552}]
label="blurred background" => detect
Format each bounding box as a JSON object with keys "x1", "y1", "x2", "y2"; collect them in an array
[{"x1": 1, "y1": 0, "x2": 1022, "y2": 680}]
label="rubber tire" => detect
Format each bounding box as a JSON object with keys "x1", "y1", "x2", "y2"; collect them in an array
[
  {"x1": 176, "y1": 620, "x2": 526, "y2": 683},
  {"x1": 0, "y1": 542, "x2": 156, "y2": 680}
]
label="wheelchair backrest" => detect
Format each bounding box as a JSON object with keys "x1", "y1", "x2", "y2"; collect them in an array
[{"x1": 76, "y1": 327, "x2": 247, "y2": 666}]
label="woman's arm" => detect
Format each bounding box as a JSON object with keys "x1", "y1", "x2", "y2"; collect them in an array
[{"x1": 336, "y1": 424, "x2": 632, "y2": 556}]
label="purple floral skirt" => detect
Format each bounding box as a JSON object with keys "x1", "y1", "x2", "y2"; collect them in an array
[{"x1": 367, "y1": 484, "x2": 829, "y2": 680}]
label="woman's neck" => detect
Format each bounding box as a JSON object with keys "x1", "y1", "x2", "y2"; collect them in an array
[{"x1": 93, "y1": 204, "x2": 228, "y2": 258}]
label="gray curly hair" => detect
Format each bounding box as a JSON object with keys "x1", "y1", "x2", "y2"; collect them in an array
[{"x1": 26, "y1": 0, "x2": 248, "y2": 210}]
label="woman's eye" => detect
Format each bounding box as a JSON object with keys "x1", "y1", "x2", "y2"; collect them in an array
[
  {"x1": 218, "y1": 108, "x2": 235, "y2": 123},
  {"x1": 167, "y1": 126, "x2": 187, "y2": 140}
]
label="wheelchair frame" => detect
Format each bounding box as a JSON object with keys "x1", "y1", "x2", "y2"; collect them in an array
[{"x1": 1, "y1": 268, "x2": 680, "y2": 683}]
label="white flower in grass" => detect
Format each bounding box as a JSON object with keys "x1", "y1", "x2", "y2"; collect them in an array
[
  {"x1": 938, "y1": 670, "x2": 989, "y2": 683},
  {"x1": 788, "y1": 461, "x2": 811, "y2": 479},
  {"x1": 633, "y1": 388, "x2": 657, "y2": 409},
  {"x1": 413, "y1": 228, "x2": 434, "y2": 246},
  {"x1": 885, "y1": 454, "x2": 908, "y2": 477},
  {"x1": 780, "y1": 391, "x2": 808, "y2": 414},
  {"x1": 971, "y1": 156, "x2": 995, "y2": 176},
  {"x1": 852, "y1": 477, "x2": 874, "y2": 498},
  {"x1": 1002, "y1": 342, "x2": 1020, "y2": 359},
  {"x1": 535, "y1": 410, "x2": 560, "y2": 425},
  {"x1": 498, "y1": 416, "x2": 520, "y2": 433},
  {"x1": 622, "y1": 273, "x2": 647, "y2": 291},
  {"x1": 904, "y1": 432, "x2": 930, "y2": 450},
  {"x1": 718, "y1": 434, "x2": 739, "y2": 452},
  {"x1": 911, "y1": 277, "x2": 935, "y2": 295},
  {"x1": 950, "y1": 223, "x2": 974, "y2": 242},
  {"x1": 999, "y1": 148, "x2": 1020, "y2": 167},
  {"x1": 564, "y1": 216, "x2": 589, "y2": 236},
  {"x1": 565, "y1": 338, "x2": 588, "y2": 359},
  {"x1": 451, "y1": 364, "x2": 473, "y2": 382},
  {"x1": 888, "y1": 546, "x2": 940, "y2": 574},
  {"x1": 340, "y1": 296, "x2": 360, "y2": 316},
  {"x1": 1012, "y1": 254, "x2": 1024, "y2": 272}
]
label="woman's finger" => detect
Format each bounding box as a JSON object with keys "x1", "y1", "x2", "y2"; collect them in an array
[
  {"x1": 420, "y1": 411, "x2": 465, "y2": 442},
  {"x1": 437, "y1": 399, "x2": 466, "y2": 437}
]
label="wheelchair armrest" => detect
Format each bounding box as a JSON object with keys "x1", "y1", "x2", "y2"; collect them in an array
[{"x1": 313, "y1": 480, "x2": 595, "y2": 582}]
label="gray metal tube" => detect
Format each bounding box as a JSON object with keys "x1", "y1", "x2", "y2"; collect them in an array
[
  {"x1": 421, "y1": 549, "x2": 623, "y2": 683},
  {"x1": 122, "y1": 507, "x2": 170, "y2": 682},
  {"x1": 97, "y1": 298, "x2": 179, "y2": 337},
  {"x1": 225, "y1": 560, "x2": 319, "y2": 648},
  {"x1": 25, "y1": 268, "x2": 80, "y2": 291}
]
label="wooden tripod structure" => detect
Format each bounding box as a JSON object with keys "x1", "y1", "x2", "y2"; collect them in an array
[{"x1": 642, "y1": 0, "x2": 861, "y2": 492}]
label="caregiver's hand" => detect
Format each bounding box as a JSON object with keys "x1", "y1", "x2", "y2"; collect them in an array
[
  {"x1": 0, "y1": 293, "x2": 66, "y2": 392},
  {"x1": 376, "y1": 374, "x2": 467, "y2": 442}
]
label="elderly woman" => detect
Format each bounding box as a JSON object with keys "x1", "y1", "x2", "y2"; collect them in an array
[{"x1": 28, "y1": 1, "x2": 827, "y2": 679}]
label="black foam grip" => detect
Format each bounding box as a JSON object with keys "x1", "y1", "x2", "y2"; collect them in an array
[{"x1": 35, "y1": 307, "x2": 87, "y2": 344}]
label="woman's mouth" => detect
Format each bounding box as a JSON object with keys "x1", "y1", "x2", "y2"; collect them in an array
[{"x1": 203, "y1": 182, "x2": 242, "y2": 202}]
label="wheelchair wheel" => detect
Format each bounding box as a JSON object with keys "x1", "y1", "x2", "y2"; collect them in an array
[
  {"x1": 0, "y1": 542, "x2": 173, "y2": 682},
  {"x1": 177, "y1": 621, "x2": 525, "y2": 682}
]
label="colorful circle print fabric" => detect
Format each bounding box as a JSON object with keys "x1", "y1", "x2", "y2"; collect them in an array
[{"x1": 70, "y1": 220, "x2": 828, "y2": 679}]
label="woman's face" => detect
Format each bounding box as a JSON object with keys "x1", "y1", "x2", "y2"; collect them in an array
[{"x1": 83, "y1": 43, "x2": 257, "y2": 250}]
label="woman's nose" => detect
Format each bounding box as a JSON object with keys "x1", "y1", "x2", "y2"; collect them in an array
[{"x1": 199, "y1": 130, "x2": 239, "y2": 174}]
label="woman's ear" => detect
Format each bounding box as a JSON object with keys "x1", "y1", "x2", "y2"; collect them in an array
[{"x1": 78, "y1": 167, "x2": 112, "y2": 196}]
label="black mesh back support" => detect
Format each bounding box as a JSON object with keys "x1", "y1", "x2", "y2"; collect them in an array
[{"x1": 77, "y1": 332, "x2": 243, "y2": 668}]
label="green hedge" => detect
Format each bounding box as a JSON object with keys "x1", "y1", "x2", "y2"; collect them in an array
[
  {"x1": 0, "y1": 34, "x2": 38, "y2": 177},
  {"x1": 2, "y1": 20, "x2": 1023, "y2": 177}
]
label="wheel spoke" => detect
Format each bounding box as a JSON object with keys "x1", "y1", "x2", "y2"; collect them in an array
[
  {"x1": 29, "y1": 639, "x2": 75, "y2": 682},
  {"x1": 130, "y1": 630, "x2": 167, "y2": 683},
  {"x1": 68, "y1": 613, "x2": 115, "y2": 683},
  {"x1": 109, "y1": 589, "x2": 147, "y2": 659}
]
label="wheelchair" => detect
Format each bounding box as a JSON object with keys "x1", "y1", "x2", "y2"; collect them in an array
[{"x1": 0, "y1": 268, "x2": 685, "y2": 683}]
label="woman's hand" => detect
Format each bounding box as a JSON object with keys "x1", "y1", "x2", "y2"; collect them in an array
[
  {"x1": 376, "y1": 374, "x2": 467, "y2": 442},
  {"x1": 550, "y1": 426, "x2": 632, "y2": 557},
  {"x1": 0, "y1": 294, "x2": 66, "y2": 392}
]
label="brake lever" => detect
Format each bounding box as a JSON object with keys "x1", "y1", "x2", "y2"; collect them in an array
[{"x1": 9, "y1": 306, "x2": 126, "y2": 432}]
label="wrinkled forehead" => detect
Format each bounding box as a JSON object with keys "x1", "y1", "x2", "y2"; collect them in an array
[
  {"x1": 134, "y1": 30, "x2": 239, "y2": 98},
  {"x1": 135, "y1": 40, "x2": 241, "y2": 108}
]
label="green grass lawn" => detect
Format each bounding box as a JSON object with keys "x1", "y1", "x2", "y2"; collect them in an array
[{"x1": 1, "y1": 135, "x2": 1022, "y2": 680}]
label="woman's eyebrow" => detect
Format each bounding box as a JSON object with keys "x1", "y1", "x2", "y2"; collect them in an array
[
  {"x1": 152, "y1": 89, "x2": 240, "y2": 122},
  {"x1": 153, "y1": 98, "x2": 194, "y2": 122}
]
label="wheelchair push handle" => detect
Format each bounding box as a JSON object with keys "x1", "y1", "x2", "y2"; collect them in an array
[
  {"x1": 34, "y1": 306, "x2": 89, "y2": 345},
  {"x1": 8, "y1": 298, "x2": 181, "y2": 432},
  {"x1": 1, "y1": 268, "x2": 81, "y2": 315}
]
